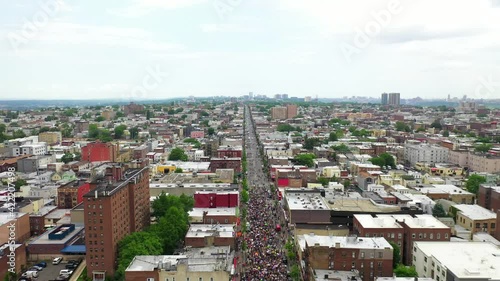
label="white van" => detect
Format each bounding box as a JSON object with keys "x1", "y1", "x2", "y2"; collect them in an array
[{"x1": 53, "y1": 257, "x2": 63, "y2": 264}]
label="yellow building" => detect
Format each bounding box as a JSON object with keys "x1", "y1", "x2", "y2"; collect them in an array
[
  {"x1": 157, "y1": 165, "x2": 176, "y2": 174},
  {"x1": 38, "y1": 131, "x2": 62, "y2": 145},
  {"x1": 101, "y1": 110, "x2": 116, "y2": 120},
  {"x1": 454, "y1": 204, "x2": 497, "y2": 238},
  {"x1": 322, "y1": 166, "x2": 341, "y2": 178}
]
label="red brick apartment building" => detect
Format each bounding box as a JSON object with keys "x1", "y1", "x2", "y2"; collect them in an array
[
  {"x1": 57, "y1": 180, "x2": 91, "y2": 209},
  {"x1": 217, "y1": 146, "x2": 242, "y2": 158},
  {"x1": 353, "y1": 214, "x2": 451, "y2": 265},
  {"x1": 209, "y1": 157, "x2": 241, "y2": 173},
  {"x1": 81, "y1": 142, "x2": 118, "y2": 162},
  {"x1": 478, "y1": 185, "x2": 500, "y2": 212},
  {"x1": 194, "y1": 191, "x2": 239, "y2": 208},
  {"x1": 184, "y1": 224, "x2": 235, "y2": 249},
  {"x1": 84, "y1": 164, "x2": 150, "y2": 280},
  {"x1": 302, "y1": 234, "x2": 393, "y2": 281}
]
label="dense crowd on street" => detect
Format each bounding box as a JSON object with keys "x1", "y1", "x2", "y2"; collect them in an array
[{"x1": 240, "y1": 108, "x2": 289, "y2": 281}]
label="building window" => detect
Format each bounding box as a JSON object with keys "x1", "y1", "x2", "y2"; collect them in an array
[
  {"x1": 199, "y1": 278, "x2": 202, "y2": 281},
  {"x1": 476, "y1": 223, "x2": 480, "y2": 228},
  {"x1": 412, "y1": 234, "x2": 416, "y2": 238},
  {"x1": 370, "y1": 262, "x2": 373, "y2": 268},
  {"x1": 424, "y1": 257, "x2": 427, "y2": 262},
  {"x1": 398, "y1": 233, "x2": 402, "y2": 239},
  {"x1": 492, "y1": 223, "x2": 496, "y2": 229},
  {"x1": 361, "y1": 252, "x2": 365, "y2": 258},
  {"x1": 419, "y1": 233, "x2": 423, "y2": 239},
  {"x1": 378, "y1": 252, "x2": 383, "y2": 258},
  {"x1": 445, "y1": 233, "x2": 448, "y2": 239},
  {"x1": 352, "y1": 252, "x2": 355, "y2": 258},
  {"x1": 430, "y1": 233, "x2": 433, "y2": 239},
  {"x1": 437, "y1": 234, "x2": 441, "y2": 239}
]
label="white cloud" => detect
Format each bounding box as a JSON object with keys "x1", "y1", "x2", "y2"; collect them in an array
[
  {"x1": 199, "y1": 23, "x2": 255, "y2": 33},
  {"x1": 27, "y1": 22, "x2": 183, "y2": 52},
  {"x1": 108, "y1": 0, "x2": 208, "y2": 17}
]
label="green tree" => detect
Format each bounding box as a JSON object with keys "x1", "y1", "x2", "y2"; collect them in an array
[
  {"x1": 395, "y1": 121, "x2": 411, "y2": 132},
  {"x1": 151, "y1": 192, "x2": 194, "y2": 220},
  {"x1": 369, "y1": 157, "x2": 386, "y2": 168},
  {"x1": 465, "y1": 174, "x2": 486, "y2": 194},
  {"x1": 241, "y1": 190, "x2": 249, "y2": 203},
  {"x1": 129, "y1": 127, "x2": 140, "y2": 139},
  {"x1": 98, "y1": 129, "x2": 113, "y2": 142},
  {"x1": 276, "y1": 124, "x2": 296, "y2": 132},
  {"x1": 94, "y1": 116, "x2": 105, "y2": 122},
  {"x1": 39, "y1": 126, "x2": 51, "y2": 133},
  {"x1": 168, "y1": 147, "x2": 188, "y2": 161},
  {"x1": 430, "y1": 119, "x2": 442, "y2": 129},
  {"x1": 12, "y1": 129, "x2": 26, "y2": 138},
  {"x1": 115, "y1": 232, "x2": 163, "y2": 280},
  {"x1": 14, "y1": 179, "x2": 27, "y2": 191},
  {"x1": 88, "y1": 124, "x2": 99, "y2": 138},
  {"x1": 146, "y1": 110, "x2": 153, "y2": 120},
  {"x1": 317, "y1": 177, "x2": 330, "y2": 186},
  {"x1": 329, "y1": 131, "x2": 338, "y2": 141},
  {"x1": 443, "y1": 130, "x2": 450, "y2": 137},
  {"x1": 343, "y1": 179, "x2": 351, "y2": 188},
  {"x1": 3, "y1": 271, "x2": 17, "y2": 281},
  {"x1": 389, "y1": 242, "x2": 401, "y2": 267},
  {"x1": 331, "y1": 144, "x2": 350, "y2": 153},
  {"x1": 394, "y1": 264, "x2": 418, "y2": 277},
  {"x1": 74, "y1": 152, "x2": 82, "y2": 161},
  {"x1": 293, "y1": 153, "x2": 316, "y2": 167},
  {"x1": 379, "y1": 152, "x2": 396, "y2": 168},
  {"x1": 432, "y1": 203, "x2": 447, "y2": 217},
  {"x1": 208, "y1": 127, "x2": 215, "y2": 136},
  {"x1": 174, "y1": 167, "x2": 183, "y2": 173},
  {"x1": 303, "y1": 137, "x2": 322, "y2": 150},
  {"x1": 115, "y1": 111, "x2": 125, "y2": 118},
  {"x1": 475, "y1": 143, "x2": 493, "y2": 153},
  {"x1": 114, "y1": 125, "x2": 127, "y2": 139},
  {"x1": 61, "y1": 153, "x2": 74, "y2": 164}
]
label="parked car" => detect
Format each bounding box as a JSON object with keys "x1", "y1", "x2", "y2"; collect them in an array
[
  {"x1": 36, "y1": 261, "x2": 47, "y2": 268},
  {"x1": 30, "y1": 265, "x2": 43, "y2": 271},
  {"x1": 65, "y1": 263, "x2": 77, "y2": 269},
  {"x1": 21, "y1": 271, "x2": 39, "y2": 278},
  {"x1": 53, "y1": 257, "x2": 63, "y2": 265},
  {"x1": 59, "y1": 269, "x2": 73, "y2": 275}
]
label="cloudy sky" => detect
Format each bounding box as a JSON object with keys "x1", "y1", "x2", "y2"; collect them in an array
[{"x1": 1, "y1": 0, "x2": 500, "y2": 101}]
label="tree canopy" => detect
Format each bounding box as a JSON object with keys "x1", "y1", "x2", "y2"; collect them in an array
[
  {"x1": 293, "y1": 153, "x2": 316, "y2": 167},
  {"x1": 369, "y1": 153, "x2": 396, "y2": 169},
  {"x1": 168, "y1": 147, "x2": 188, "y2": 161},
  {"x1": 465, "y1": 174, "x2": 486, "y2": 194},
  {"x1": 114, "y1": 125, "x2": 127, "y2": 139},
  {"x1": 115, "y1": 232, "x2": 163, "y2": 280},
  {"x1": 394, "y1": 264, "x2": 418, "y2": 277},
  {"x1": 432, "y1": 203, "x2": 447, "y2": 217},
  {"x1": 395, "y1": 121, "x2": 411, "y2": 132}
]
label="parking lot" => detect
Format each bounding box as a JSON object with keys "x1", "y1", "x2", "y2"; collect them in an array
[{"x1": 25, "y1": 260, "x2": 80, "y2": 281}]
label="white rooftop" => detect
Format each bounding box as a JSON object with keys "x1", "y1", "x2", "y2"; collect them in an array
[
  {"x1": 454, "y1": 204, "x2": 497, "y2": 220},
  {"x1": 432, "y1": 185, "x2": 473, "y2": 195},
  {"x1": 354, "y1": 214, "x2": 403, "y2": 229},
  {"x1": 285, "y1": 192, "x2": 330, "y2": 211},
  {"x1": 415, "y1": 241, "x2": 500, "y2": 279},
  {"x1": 186, "y1": 224, "x2": 235, "y2": 238},
  {"x1": 300, "y1": 234, "x2": 392, "y2": 250}
]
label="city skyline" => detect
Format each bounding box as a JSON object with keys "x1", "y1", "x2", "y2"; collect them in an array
[{"x1": 2, "y1": 0, "x2": 500, "y2": 100}]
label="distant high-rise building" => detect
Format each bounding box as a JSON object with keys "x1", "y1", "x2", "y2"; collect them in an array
[
  {"x1": 286, "y1": 104, "x2": 297, "y2": 119},
  {"x1": 381, "y1": 93, "x2": 388, "y2": 105},
  {"x1": 271, "y1": 107, "x2": 287, "y2": 120},
  {"x1": 249, "y1": 92, "x2": 253, "y2": 99},
  {"x1": 304, "y1": 96, "x2": 312, "y2": 102},
  {"x1": 282, "y1": 94, "x2": 288, "y2": 99},
  {"x1": 274, "y1": 94, "x2": 282, "y2": 99},
  {"x1": 388, "y1": 93, "x2": 400, "y2": 106}
]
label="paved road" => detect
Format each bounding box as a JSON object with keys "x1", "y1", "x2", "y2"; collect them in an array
[{"x1": 239, "y1": 105, "x2": 290, "y2": 281}]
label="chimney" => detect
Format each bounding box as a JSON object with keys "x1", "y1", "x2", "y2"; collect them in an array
[{"x1": 335, "y1": 242, "x2": 340, "y2": 248}]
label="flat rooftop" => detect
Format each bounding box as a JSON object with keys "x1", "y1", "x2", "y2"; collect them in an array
[
  {"x1": 300, "y1": 234, "x2": 392, "y2": 250},
  {"x1": 390, "y1": 214, "x2": 450, "y2": 229},
  {"x1": 415, "y1": 241, "x2": 500, "y2": 279},
  {"x1": 29, "y1": 225, "x2": 84, "y2": 245},
  {"x1": 189, "y1": 207, "x2": 237, "y2": 218},
  {"x1": 314, "y1": 270, "x2": 361, "y2": 281},
  {"x1": 432, "y1": 185, "x2": 473, "y2": 195},
  {"x1": 286, "y1": 192, "x2": 330, "y2": 211},
  {"x1": 327, "y1": 197, "x2": 400, "y2": 213},
  {"x1": 354, "y1": 214, "x2": 403, "y2": 229},
  {"x1": 126, "y1": 246, "x2": 234, "y2": 273},
  {"x1": 454, "y1": 204, "x2": 497, "y2": 220},
  {"x1": 0, "y1": 212, "x2": 26, "y2": 226},
  {"x1": 186, "y1": 224, "x2": 235, "y2": 238}
]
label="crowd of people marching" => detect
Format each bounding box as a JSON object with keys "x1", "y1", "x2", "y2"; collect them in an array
[{"x1": 239, "y1": 183, "x2": 289, "y2": 281}]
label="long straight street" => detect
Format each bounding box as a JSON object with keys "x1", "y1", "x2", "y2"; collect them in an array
[{"x1": 240, "y1": 105, "x2": 290, "y2": 281}]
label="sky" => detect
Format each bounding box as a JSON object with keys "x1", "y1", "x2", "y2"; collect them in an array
[{"x1": 1, "y1": 0, "x2": 500, "y2": 101}]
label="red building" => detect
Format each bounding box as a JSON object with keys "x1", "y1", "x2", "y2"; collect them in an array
[
  {"x1": 194, "y1": 191, "x2": 239, "y2": 208},
  {"x1": 58, "y1": 180, "x2": 91, "y2": 209},
  {"x1": 84, "y1": 164, "x2": 150, "y2": 280},
  {"x1": 190, "y1": 131, "x2": 205, "y2": 139},
  {"x1": 353, "y1": 214, "x2": 451, "y2": 265},
  {"x1": 209, "y1": 158, "x2": 241, "y2": 173},
  {"x1": 217, "y1": 147, "x2": 242, "y2": 158},
  {"x1": 478, "y1": 185, "x2": 500, "y2": 213},
  {"x1": 81, "y1": 142, "x2": 117, "y2": 162},
  {"x1": 302, "y1": 234, "x2": 393, "y2": 281}
]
